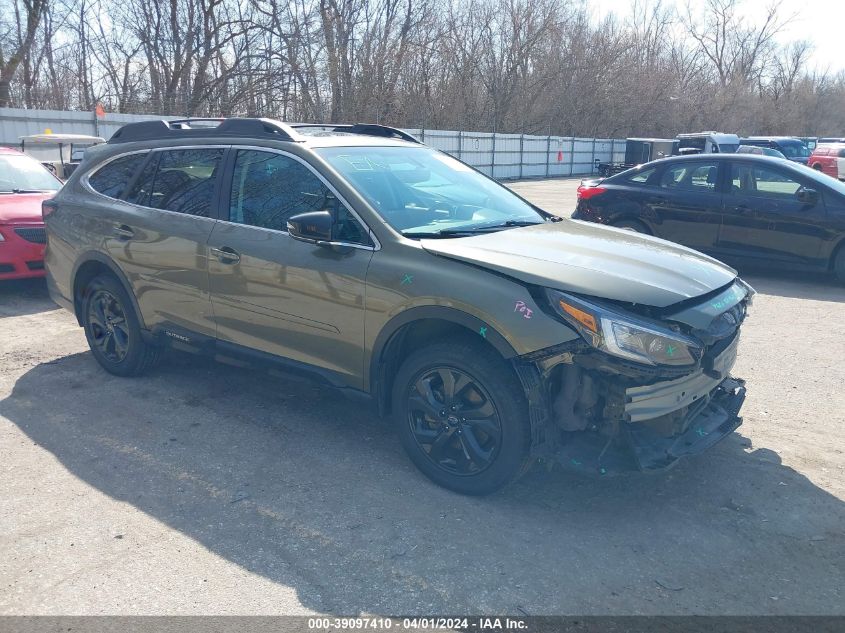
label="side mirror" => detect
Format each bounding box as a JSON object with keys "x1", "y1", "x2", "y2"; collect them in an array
[
  {"x1": 796, "y1": 187, "x2": 818, "y2": 205},
  {"x1": 287, "y1": 210, "x2": 334, "y2": 243}
]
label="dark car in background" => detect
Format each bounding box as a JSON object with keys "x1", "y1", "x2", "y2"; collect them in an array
[
  {"x1": 740, "y1": 137, "x2": 810, "y2": 165},
  {"x1": 736, "y1": 145, "x2": 787, "y2": 159},
  {"x1": 573, "y1": 154, "x2": 845, "y2": 282}
]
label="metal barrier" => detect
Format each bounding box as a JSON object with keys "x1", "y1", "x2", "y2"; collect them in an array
[{"x1": 0, "y1": 107, "x2": 625, "y2": 179}]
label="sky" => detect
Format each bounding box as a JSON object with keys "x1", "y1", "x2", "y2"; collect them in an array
[{"x1": 590, "y1": 0, "x2": 845, "y2": 74}]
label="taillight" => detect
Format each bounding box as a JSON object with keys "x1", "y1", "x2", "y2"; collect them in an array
[
  {"x1": 576, "y1": 185, "x2": 607, "y2": 201},
  {"x1": 42, "y1": 199, "x2": 58, "y2": 219}
]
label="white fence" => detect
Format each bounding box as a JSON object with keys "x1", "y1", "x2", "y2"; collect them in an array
[{"x1": 0, "y1": 107, "x2": 625, "y2": 179}]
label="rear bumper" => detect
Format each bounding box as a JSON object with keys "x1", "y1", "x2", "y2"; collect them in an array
[
  {"x1": 0, "y1": 224, "x2": 46, "y2": 280},
  {"x1": 46, "y1": 270, "x2": 74, "y2": 313}
]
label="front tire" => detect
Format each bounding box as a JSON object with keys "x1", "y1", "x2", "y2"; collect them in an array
[
  {"x1": 392, "y1": 340, "x2": 532, "y2": 495},
  {"x1": 82, "y1": 274, "x2": 162, "y2": 376}
]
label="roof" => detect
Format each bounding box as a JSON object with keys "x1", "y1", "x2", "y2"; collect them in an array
[
  {"x1": 636, "y1": 153, "x2": 796, "y2": 167},
  {"x1": 107, "y1": 118, "x2": 421, "y2": 147},
  {"x1": 744, "y1": 136, "x2": 802, "y2": 141},
  {"x1": 20, "y1": 133, "x2": 106, "y2": 144},
  {"x1": 677, "y1": 132, "x2": 739, "y2": 141}
]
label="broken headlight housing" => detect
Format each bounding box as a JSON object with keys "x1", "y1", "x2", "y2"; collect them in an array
[{"x1": 547, "y1": 289, "x2": 703, "y2": 367}]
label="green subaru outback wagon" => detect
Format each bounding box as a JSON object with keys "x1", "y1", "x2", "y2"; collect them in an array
[{"x1": 44, "y1": 118, "x2": 753, "y2": 495}]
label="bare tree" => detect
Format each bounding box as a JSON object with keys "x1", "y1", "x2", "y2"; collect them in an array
[{"x1": 0, "y1": 0, "x2": 49, "y2": 106}]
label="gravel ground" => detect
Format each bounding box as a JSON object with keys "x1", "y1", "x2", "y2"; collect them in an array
[{"x1": 1, "y1": 178, "x2": 843, "y2": 615}]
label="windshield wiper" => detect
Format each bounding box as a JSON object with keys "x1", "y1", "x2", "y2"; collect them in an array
[
  {"x1": 402, "y1": 219, "x2": 546, "y2": 239},
  {"x1": 436, "y1": 220, "x2": 545, "y2": 235}
]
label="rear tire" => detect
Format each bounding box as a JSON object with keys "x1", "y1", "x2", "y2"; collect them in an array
[
  {"x1": 612, "y1": 218, "x2": 650, "y2": 234},
  {"x1": 81, "y1": 274, "x2": 162, "y2": 377},
  {"x1": 392, "y1": 339, "x2": 532, "y2": 495},
  {"x1": 833, "y1": 247, "x2": 845, "y2": 284}
]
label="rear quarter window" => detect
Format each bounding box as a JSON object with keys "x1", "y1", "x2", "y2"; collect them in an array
[{"x1": 88, "y1": 152, "x2": 149, "y2": 199}]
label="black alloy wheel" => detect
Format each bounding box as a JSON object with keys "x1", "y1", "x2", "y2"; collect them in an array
[
  {"x1": 393, "y1": 339, "x2": 532, "y2": 495},
  {"x1": 407, "y1": 366, "x2": 503, "y2": 476},
  {"x1": 82, "y1": 274, "x2": 162, "y2": 376},
  {"x1": 87, "y1": 288, "x2": 131, "y2": 363}
]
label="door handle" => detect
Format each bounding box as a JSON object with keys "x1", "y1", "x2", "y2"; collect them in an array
[
  {"x1": 210, "y1": 246, "x2": 241, "y2": 264},
  {"x1": 113, "y1": 224, "x2": 135, "y2": 240},
  {"x1": 733, "y1": 205, "x2": 755, "y2": 217}
]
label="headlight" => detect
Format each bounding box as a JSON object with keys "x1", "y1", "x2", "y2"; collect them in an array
[{"x1": 547, "y1": 289, "x2": 702, "y2": 366}]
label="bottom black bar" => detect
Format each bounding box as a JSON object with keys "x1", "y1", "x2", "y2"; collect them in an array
[{"x1": 1, "y1": 616, "x2": 844, "y2": 633}]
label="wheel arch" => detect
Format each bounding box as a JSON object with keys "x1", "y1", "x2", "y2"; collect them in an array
[
  {"x1": 829, "y1": 235, "x2": 845, "y2": 271},
  {"x1": 369, "y1": 306, "x2": 518, "y2": 415},
  {"x1": 71, "y1": 253, "x2": 145, "y2": 329},
  {"x1": 610, "y1": 215, "x2": 653, "y2": 234}
]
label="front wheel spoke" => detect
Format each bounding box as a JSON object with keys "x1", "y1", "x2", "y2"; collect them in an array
[
  {"x1": 415, "y1": 376, "x2": 442, "y2": 408},
  {"x1": 112, "y1": 329, "x2": 129, "y2": 357},
  {"x1": 411, "y1": 419, "x2": 441, "y2": 442},
  {"x1": 436, "y1": 368, "x2": 457, "y2": 400},
  {"x1": 464, "y1": 417, "x2": 499, "y2": 438},
  {"x1": 459, "y1": 427, "x2": 493, "y2": 466},
  {"x1": 91, "y1": 326, "x2": 108, "y2": 346},
  {"x1": 88, "y1": 314, "x2": 106, "y2": 331},
  {"x1": 95, "y1": 298, "x2": 108, "y2": 326},
  {"x1": 427, "y1": 428, "x2": 455, "y2": 462},
  {"x1": 408, "y1": 395, "x2": 441, "y2": 421},
  {"x1": 460, "y1": 398, "x2": 495, "y2": 419},
  {"x1": 100, "y1": 331, "x2": 114, "y2": 353}
]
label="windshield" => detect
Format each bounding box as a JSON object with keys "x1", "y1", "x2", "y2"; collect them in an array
[
  {"x1": 316, "y1": 146, "x2": 546, "y2": 236},
  {"x1": 0, "y1": 154, "x2": 62, "y2": 192},
  {"x1": 779, "y1": 142, "x2": 810, "y2": 158},
  {"x1": 793, "y1": 161, "x2": 845, "y2": 196}
]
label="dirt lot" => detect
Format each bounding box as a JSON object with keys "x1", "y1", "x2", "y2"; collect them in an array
[{"x1": 1, "y1": 178, "x2": 844, "y2": 615}]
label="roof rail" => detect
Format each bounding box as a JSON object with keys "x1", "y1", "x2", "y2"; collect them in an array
[
  {"x1": 108, "y1": 117, "x2": 299, "y2": 144},
  {"x1": 290, "y1": 123, "x2": 422, "y2": 144}
]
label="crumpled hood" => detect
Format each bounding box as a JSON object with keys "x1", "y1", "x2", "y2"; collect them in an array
[
  {"x1": 0, "y1": 192, "x2": 53, "y2": 224},
  {"x1": 421, "y1": 219, "x2": 737, "y2": 308}
]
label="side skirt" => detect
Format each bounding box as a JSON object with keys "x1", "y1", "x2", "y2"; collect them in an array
[{"x1": 148, "y1": 323, "x2": 376, "y2": 409}]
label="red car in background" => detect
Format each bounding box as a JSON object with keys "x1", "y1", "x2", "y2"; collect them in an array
[
  {"x1": 0, "y1": 147, "x2": 62, "y2": 280},
  {"x1": 808, "y1": 143, "x2": 845, "y2": 181}
]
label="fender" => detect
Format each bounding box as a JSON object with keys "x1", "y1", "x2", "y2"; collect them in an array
[
  {"x1": 368, "y1": 305, "x2": 517, "y2": 403},
  {"x1": 71, "y1": 251, "x2": 147, "y2": 330}
]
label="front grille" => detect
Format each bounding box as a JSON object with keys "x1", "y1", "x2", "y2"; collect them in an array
[
  {"x1": 14, "y1": 227, "x2": 47, "y2": 244},
  {"x1": 26, "y1": 261, "x2": 44, "y2": 270},
  {"x1": 0, "y1": 264, "x2": 15, "y2": 273}
]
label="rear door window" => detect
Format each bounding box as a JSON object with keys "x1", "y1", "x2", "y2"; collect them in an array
[
  {"x1": 125, "y1": 148, "x2": 223, "y2": 217},
  {"x1": 88, "y1": 152, "x2": 148, "y2": 199},
  {"x1": 659, "y1": 162, "x2": 719, "y2": 192}
]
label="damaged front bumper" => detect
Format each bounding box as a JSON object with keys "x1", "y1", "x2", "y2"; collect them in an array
[
  {"x1": 552, "y1": 374, "x2": 745, "y2": 475},
  {"x1": 521, "y1": 334, "x2": 747, "y2": 476}
]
